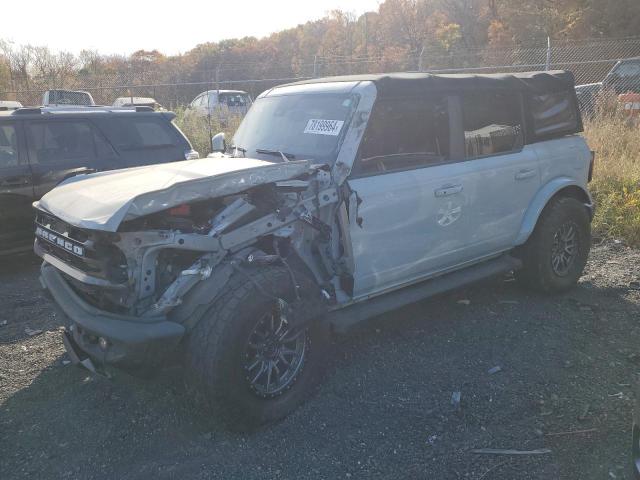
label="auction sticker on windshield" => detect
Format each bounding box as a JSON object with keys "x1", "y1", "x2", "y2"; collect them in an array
[{"x1": 304, "y1": 119, "x2": 344, "y2": 136}]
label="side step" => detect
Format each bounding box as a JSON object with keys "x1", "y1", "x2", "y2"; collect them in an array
[{"x1": 328, "y1": 254, "x2": 522, "y2": 333}]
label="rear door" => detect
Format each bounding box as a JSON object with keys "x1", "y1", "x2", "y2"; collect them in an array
[
  {"x1": 0, "y1": 119, "x2": 36, "y2": 250},
  {"x1": 452, "y1": 90, "x2": 540, "y2": 259},
  {"x1": 25, "y1": 119, "x2": 104, "y2": 199},
  {"x1": 95, "y1": 114, "x2": 187, "y2": 166}
]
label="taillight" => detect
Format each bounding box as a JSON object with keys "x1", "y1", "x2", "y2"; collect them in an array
[
  {"x1": 588, "y1": 150, "x2": 595, "y2": 182},
  {"x1": 184, "y1": 149, "x2": 200, "y2": 160}
]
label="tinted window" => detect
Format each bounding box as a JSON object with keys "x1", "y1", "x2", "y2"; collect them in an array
[
  {"x1": 614, "y1": 61, "x2": 640, "y2": 77},
  {"x1": 93, "y1": 129, "x2": 118, "y2": 158},
  {"x1": 0, "y1": 124, "x2": 19, "y2": 167},
  {"x1": 353, "y1": 97, "x2": 449, "y2": 176},
  {"x1": 101, "y1": 117, "x2": 175, "y2": 149},
  {"x1": 530, "y1": 91, "x2": 579, "y2": 138},
  {"x1": 461, "y1": 92, "x2": 523, "y2": 158},
  {"x1": 26, "y1": 121, "x2": 95, "y2": 164},
  {"x1": 219, "y1": 93, "x2": 250, "y2": 107}
]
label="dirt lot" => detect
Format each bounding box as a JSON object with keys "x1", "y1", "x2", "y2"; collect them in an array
[{"x1": 1, "y1": 242, "x2": 640, "y2": 480}]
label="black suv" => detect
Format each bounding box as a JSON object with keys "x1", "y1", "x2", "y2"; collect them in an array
[{"x1": 0, "y1": 106, "x2": 198, "y2": 255}]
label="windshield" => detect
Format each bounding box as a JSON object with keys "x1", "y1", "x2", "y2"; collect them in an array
[{"x1": 231, "y1": 92, "x2": 359, "y2": 164}]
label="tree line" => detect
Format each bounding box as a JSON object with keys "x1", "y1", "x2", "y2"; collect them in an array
[{"x1": 1, "y1": 0, "x2": 639, "y2": 102}]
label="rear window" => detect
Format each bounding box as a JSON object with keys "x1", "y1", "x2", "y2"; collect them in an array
[
  {"x1": 529, "y1": 90, "x2": 580, "y2": 138},
  {"x1": 100, "y1": 116, "x2": 176, "y2": 149}
]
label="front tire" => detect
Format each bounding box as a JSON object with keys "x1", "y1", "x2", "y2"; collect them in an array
[
  {"x1": 516, "y1": 196, "x2": 591, "y2": 293},
  {"x1": 184, "y1": 266, "x2": 328, "y2": 429}
]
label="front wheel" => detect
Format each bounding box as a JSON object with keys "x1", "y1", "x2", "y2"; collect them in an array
[
  {"x1": 516, "y1": 196, "x2": 591, "y2": 293},
  {"x1": 184, "y1": 266, "x2": 328, "y2": 429}
]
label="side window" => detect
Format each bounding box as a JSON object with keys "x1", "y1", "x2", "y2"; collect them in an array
[
  {"x1": 93, "y1": 128, "x2": 118, "y2": 158},
  {"x1": 461, "y1": 91, "x2": 523, "y2": 158},
  {"x1": 26, "y1": 121, "x2": 95, "y2": 164},
  {"x1": 529, "y1": 91, "x2": 579, "y2": 138},
  {"x1": 353, "y1": 97, "x2": 450, "y2": 176},
  {"x1": 0, "y1": 124, "x2": 20, "y2": 168},
  {"x1": 101, "y1": 117, "x2": 175, "y2": 149}
]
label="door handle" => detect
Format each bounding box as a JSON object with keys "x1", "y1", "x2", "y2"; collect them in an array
[
  {"x1": 515, "y1": 169, "x2": 536, "y2": 180},
  {"x1": 434, "y1": 184, "x2": 463, "y2": 197},
  {"x1": 1, "y1": 176, "x2": 30, "y2": 187}
]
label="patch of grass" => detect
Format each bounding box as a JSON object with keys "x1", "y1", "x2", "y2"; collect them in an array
[
  {"x1": 173, "y1": 107, "x2": 241, "y2": 157},
  {"x1": 584, "y1": 113, "x2": 640, "y2": 246}
]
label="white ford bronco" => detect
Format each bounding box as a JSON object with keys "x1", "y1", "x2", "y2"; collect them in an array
[{"x1": 34, "y1": 71, "x2": 594, "y2": 427}]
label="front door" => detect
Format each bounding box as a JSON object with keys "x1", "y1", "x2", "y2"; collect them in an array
[
  {"x1": 347, "y1": 95, "x2": 471, "y2": 298},
  {"x1": 25, "y1": 119, "x2": 100, "y2": 199},
  {"x1": 0, "y1": 121, "x2": 36, "y2": 251}
]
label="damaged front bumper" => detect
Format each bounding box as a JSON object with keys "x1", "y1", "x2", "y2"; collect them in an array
[{"x1": 41, "y1": 262, "x2": 185, "y2": 367}]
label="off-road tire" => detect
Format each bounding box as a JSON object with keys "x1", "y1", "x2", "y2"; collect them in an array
[
  {"x1": 516, "y1": 196, "x2": 591, "y2": 293},
  {"x1": 184, "y1": 265, "x2": 328, "y2": 430}
]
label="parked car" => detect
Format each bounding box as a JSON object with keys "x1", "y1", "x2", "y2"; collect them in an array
[
  {"x1": 575, "y1": 82, "x2": 602, "y2": 117},
  {"x1": 42, "y1": 89, "x2": 95, "y2": 107},
  {"x1": 112, "y1": 96, "x2": 164, "y2": 110},
  {"x1": 603, "y1": 57, "x2": 640, "y2": 94},
  {"x1": 0, "y1": 100, "x2": 23, "y2": 111},
  {"x1": 188, "y1": 89, "x2": 252, "y2": 119},
  {"x1": 35, "y1": 71, "x2": 592, "y2": 428},
  {"x1": 575, "y1": 57, "x2": 640, "y2": 115},
  {"x1": 0, "y1": 106, "x2": 198, "y2": 255}
]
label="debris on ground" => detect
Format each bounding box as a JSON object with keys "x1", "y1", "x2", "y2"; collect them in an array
[
  {"x1": 24, "y1": 327, "x2": 43, "y2": 337},
  {"x1": 0, "y1": 320, "x2": 7, "y2": 327},
  {"x1": 578, "y1": 403, "x2": 590, "y2": 421},
  {"x1": 470, "y1": 448, "x2": 552, "y2": 455},
  {"x1": 498, "y1": 300, "x2": 519, "y2": 305},
  {"x1": 545, "y1": 428, "x2": 597, "y2": 437},
  {"x1": 451, "y1": 391, "x2": 461, "y2": 410},
  {"x1": 487, "y1": 366, "x2": 502, "y2": 375},
  {"x1": 456, "y1": 299, "x2": 471, "y2": 305}
]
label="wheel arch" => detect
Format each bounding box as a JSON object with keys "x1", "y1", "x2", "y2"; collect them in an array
[{"x1": 515, "y1": 178, "x2": 593, "y2": 246}]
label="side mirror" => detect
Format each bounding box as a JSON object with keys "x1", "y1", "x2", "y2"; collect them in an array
[{"x1": 211, "y1": 132, "x2": 226, "y2": 153}]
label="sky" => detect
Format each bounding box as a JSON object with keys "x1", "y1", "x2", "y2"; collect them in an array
[{"x1": 2, "y1": 0, "x2": 380, "y2": 56}]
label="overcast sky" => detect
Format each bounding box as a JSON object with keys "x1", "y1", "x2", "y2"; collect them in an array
[{"x1": 2, "y1": 0, "x2": 380, "y2": 56}]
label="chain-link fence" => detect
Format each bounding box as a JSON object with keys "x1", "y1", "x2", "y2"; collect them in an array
[{"x1": 1, "y1": 36, "x2": 640, "y2": 114}]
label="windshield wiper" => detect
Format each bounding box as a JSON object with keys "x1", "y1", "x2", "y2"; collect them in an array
[{"x1": 255, "y1": 148, "x2": 295, "y2": 162}]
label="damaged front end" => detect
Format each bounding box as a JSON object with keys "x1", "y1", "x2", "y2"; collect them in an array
[{"x1": 35, "y1": 159, "x2": 357, "y2": 367}]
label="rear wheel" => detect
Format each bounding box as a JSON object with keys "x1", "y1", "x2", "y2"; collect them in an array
[
  {"x1": 184, "y1": 266, "x2": 328, "y2": 429},
  {"x1": 516, "y1": 196, "x2": 591, "y2": 293}
]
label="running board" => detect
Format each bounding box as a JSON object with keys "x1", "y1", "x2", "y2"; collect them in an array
[{"x1": 328, "y1": 254, "x2": 522, "y2": 333}]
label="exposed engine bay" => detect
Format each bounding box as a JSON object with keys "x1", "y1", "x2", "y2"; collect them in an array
[{"x1": 34, "y1": 159, "x2": 359, "y2": 318}]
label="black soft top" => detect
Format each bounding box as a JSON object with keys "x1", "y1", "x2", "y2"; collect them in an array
[{"x1": 286, "y1": 70, "x2": 576, "y2": 97}]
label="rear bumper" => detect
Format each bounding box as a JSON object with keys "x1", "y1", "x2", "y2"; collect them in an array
[{"x1": 40, "y1": 262, "x2": 184, "y2": 367}]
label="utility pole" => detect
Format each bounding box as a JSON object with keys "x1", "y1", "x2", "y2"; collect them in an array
[{"x1": 545, "y1": 36, "x2": 551, "y2": 71}]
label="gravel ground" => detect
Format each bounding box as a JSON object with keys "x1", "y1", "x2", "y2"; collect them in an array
[{"x1": 1, "y1": 242, "x2": 640, "y2": 480}]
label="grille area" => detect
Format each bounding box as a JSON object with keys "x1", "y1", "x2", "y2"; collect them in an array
[{"x1": 35, "y1": 211, "x2": 128, "y2": 284}]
